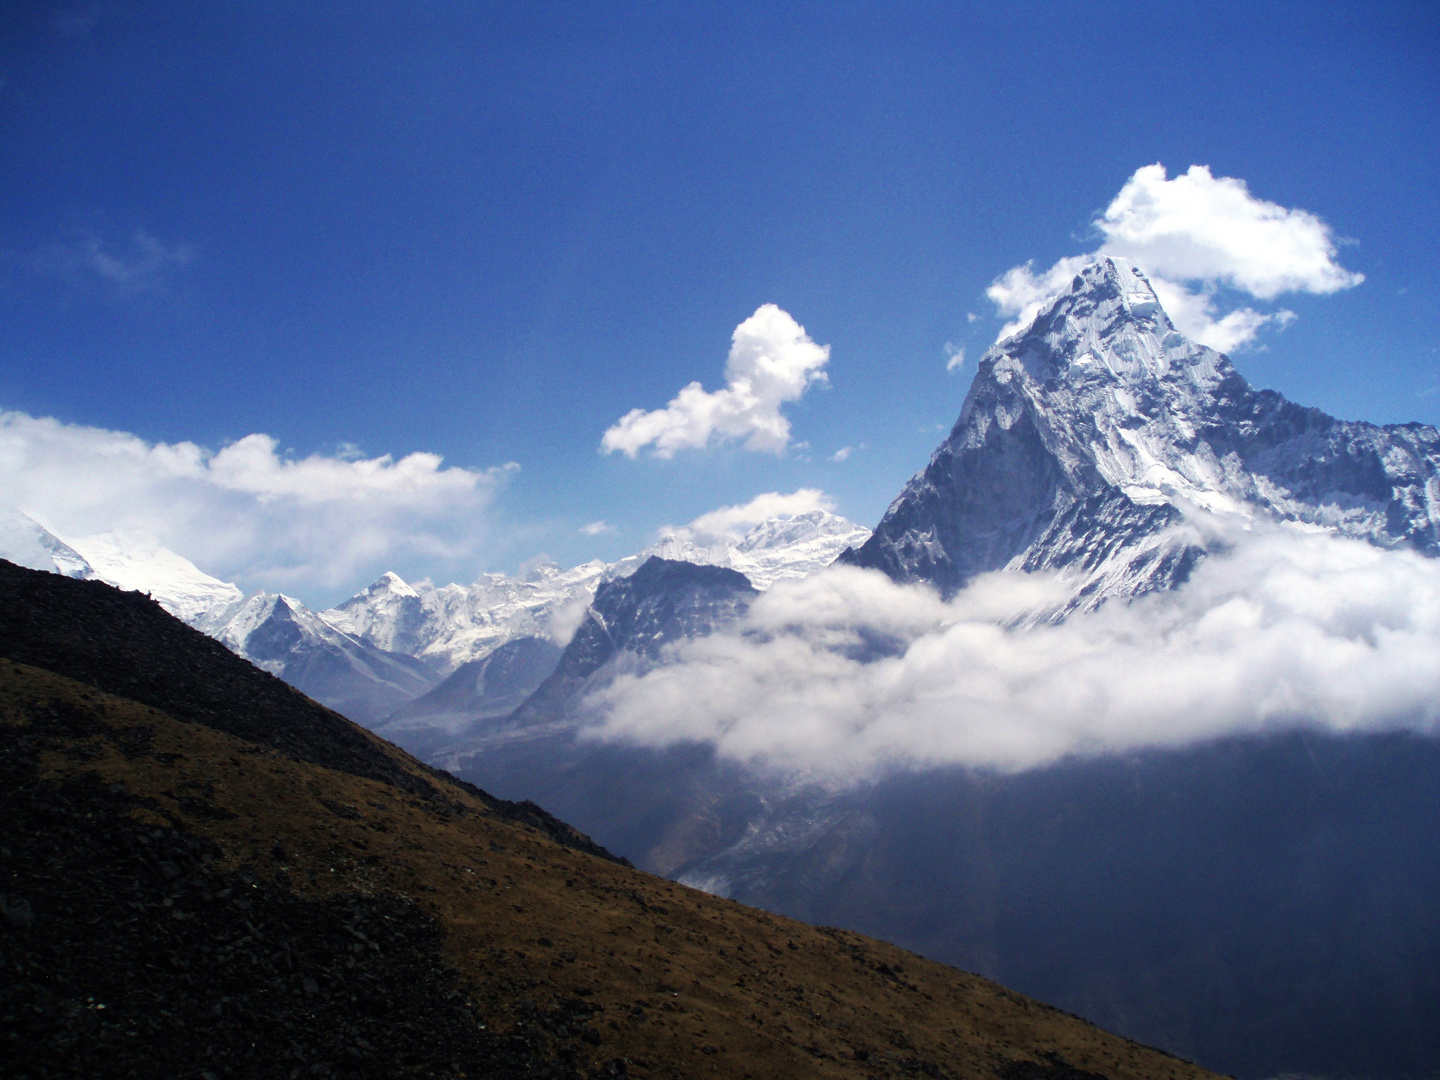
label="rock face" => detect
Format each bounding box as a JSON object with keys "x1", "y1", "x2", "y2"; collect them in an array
[{"x1": 843, "y1": 257, "x2": 1440, "y2": 607}]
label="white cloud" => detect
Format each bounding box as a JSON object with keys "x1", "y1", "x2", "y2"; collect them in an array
[
  {"x1": 987, "y1": 164, "x2": 1363, "y2": 351},
  {"x1": 580, "y1": 520, "x2": 616, "y2": 536},
  {"x1": 943, "y1": 342, "x2": 967, "y2": 372},
  {"x1": 662, "y1": 488, "x2": 836, "y2": 546},
  {"x1": 600, "y1": 304, "x2": 829, "y2": 458},
  {"x1": 32, "y1": 229, "x2": 194, "y2": 296},
  {"x1": 1099, "y1": 164, "x2": 1363, "y2": 298},
  {"x1": 588, "y1": 525, "x2": 1440, "y2": 781},
  {"x1": 0, "y1": 409, "x2": 514, "y2": 596},
  {"x1": 831, "y1": 446, "x2": 853, "y2": 462}
]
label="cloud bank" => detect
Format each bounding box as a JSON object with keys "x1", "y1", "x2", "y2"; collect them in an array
[
  {"x1": 601, "y1": 304, "x2": 829, "y2": 458},
  {"x1": 988, "y1": 164, "x2": 1363, "y2": 352},
  {"x1": 588, "y1": 525, "x2": 1440, "y2": 780},
  {"x1": 0, "y1": 410, "x2": 514, "y2": 595}
]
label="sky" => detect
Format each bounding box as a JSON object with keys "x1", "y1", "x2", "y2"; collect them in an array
[{"x1": 1, "y1": 1, "x2": 1438, "y2": 606}]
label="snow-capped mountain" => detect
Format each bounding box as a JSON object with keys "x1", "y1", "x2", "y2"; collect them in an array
[
  {"x1": 842, "y1": 257, "x2": 1440, "y2": 608},
  {"x1": 321, "y1": 560, "x2": 607, "y2": 676},
  {"x1": 608, "y1": 509, "x2": 871, "y2": 590},
  {"x1": 324, "y1": 509, "x2": 868, "y2": 675},
  {"x1": 215, "y1": 591, "x2": 437, "y2": 724},
  {"x1": 65, "y1": 532, "x2": 245, "y2": 633},
  {"x1": 0, "y1": 510, "x2": 94, "y2": 580}
]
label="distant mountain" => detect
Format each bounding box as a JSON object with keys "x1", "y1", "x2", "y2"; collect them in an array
[
  {"x1": 374, "y1": 636, "x2": 563, "y2": 757},
  {"x1": 0, "y1": 509, "x2": 94, "y2": 580},
  {"x1": 215, "y1": 591, "x2": 438, "y2": 726},
  {"x1": 66, "y1": 531, "x2": 245, "y2": 632},
  {"x1": 321, "y1": 562, "x2": 608, "y2": 676},
  {"x1": 325, "y1": 509, "x2": 869, "y2": 676},
  {"x1": 842, "y1": 257, "x2": 1439, "y2": 609},
  {"x1": 0, "y1": 556, "x2": 1210, "y2": 1080},
  {"x1": 610, "y1": 509, "x2": 872, "y2": 590},
  {"x1": 501, "y1": 557, "x2": 758, "y2": 736}
]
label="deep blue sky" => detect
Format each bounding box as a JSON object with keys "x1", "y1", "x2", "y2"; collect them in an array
[{"x1": 2, "y1": 1, "x2": 1437, "y2": 594}]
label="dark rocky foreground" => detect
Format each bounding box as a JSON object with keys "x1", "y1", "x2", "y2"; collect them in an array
[
  {"x1": 0, "y1": 559, "x2": 624, "y2": 866},
  {"x1": 0, "y1": 697, "x2": 601, "y2": 1080}
]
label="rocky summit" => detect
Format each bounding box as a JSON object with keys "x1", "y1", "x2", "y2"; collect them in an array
[{"x1": 843, "y1": 257, "x2": 1440, "y2": 608}]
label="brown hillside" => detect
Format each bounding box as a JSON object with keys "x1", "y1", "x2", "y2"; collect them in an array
[{"x1": 0, "y1": 564, "x2": 1221, "y2": 1080}]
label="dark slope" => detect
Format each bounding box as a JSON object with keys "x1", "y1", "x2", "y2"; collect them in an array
[
  {"x1": 0, "y1": 712, "x2": 534, "y2": 1080},
  {"x1": 0, "y1": 560, "x2": 1219, "y2": 1080},
  {"x1": 0, "y1": 558, "x2": 620, "y2": 863},
  {"x1": 0, "y1": 558, "x2": 430, "y2": 795}
]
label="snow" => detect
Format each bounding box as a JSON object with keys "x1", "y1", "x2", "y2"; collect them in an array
[
  {"x1": 323, "y1": 511, "x2": 870, "y2": 674},
  {"x1": 66, "y1": 532, "x2": 244, "y2": 632},
  {"x1": 0, "y1": 510, "x2": 94, "y2": 579}
]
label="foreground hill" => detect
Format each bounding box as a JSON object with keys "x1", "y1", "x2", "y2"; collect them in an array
[{"x1": 0, "y1": 559, "x2": 1215, "y2": 1080}]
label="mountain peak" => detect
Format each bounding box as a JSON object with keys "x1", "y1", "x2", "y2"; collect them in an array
[
  {"x1": 366, "y1": 570, "x2": 419, "y2": 598},
  {"x1": 845, "y1": 263, "x2": 1440, "y2": 605}
]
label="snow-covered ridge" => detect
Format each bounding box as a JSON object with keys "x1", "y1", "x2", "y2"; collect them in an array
[
  {"x1": 326, "y1": 508, "x2": 870, "y2": 673},
  {"x1": 1, "y1": 505, "x2": 868, "y2": 724},
  {"x1": 66, "y1": 531, "x2": 246, "y2": 632}
]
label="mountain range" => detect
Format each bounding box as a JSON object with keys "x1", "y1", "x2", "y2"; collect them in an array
[
  {"x1": 0, "y1": 506, "x2": 870, "y2": 728},
  {"x1": 6, "y1": 257, "x2": 1440, "y2": 1078}
]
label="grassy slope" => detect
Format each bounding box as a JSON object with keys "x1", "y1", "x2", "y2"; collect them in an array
[{"x1": 0, "y1": 656, "x2": 1219, "y2": 1080}]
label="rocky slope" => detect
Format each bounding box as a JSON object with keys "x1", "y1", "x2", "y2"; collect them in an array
[
  {"x1": 0, "y1": 557, "x2": 1215, "y2": 1080},
  {"x1": 842, "y1": 257, "x2": 1440, "y2": 609}
]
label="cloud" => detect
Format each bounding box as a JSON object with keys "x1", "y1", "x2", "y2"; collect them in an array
[
  {"x1": 580, "y1": 520, "x2": 616, "y2": 536},
  {"x1": 831, "y1": 446, "x2": 853, "y2": 463},
  {"x1": 31, "y1": 229, "x2": 194, "y2": 297},
  {"x1": 944, "y1": 343, "x2": 966, "y2": 372},
  {"x1": 600, "y1": 304, "x2": 829, "y2": 458},
  {"x1": 987, "y1": 164, "x2": 1362, "y2": 351},
  {"x1": 587, "y1": 525, "x2": 1440, "y2": 781},
  {"x1": 0, "y1": 409, "x2": 514, "y2": 597}
]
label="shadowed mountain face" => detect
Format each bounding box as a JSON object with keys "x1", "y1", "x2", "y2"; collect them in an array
[
  {"x1": 0, "y1": 558, "x2": 1217, "y2": 1080},
  {"x1": 501, "y1": 557, "x2": 757, "y2": 736}
]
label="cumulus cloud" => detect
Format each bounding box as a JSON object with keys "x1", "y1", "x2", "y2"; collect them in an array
[
  {"x1": 600, "y1": 304, "x2": 829, "y2": 458},
  {"x1": 662, "y1": 488, "x2": 836, "y2": 546},
  {"x1": 587, "y1": 525, "x2": 1440, "y2": 780},
  {"x1": 580, "y1": 520, "x2": 616, "y2": 536},
  {"x1": 943, "y1": 342, "x2": 967, "y2": 372},
  {"x1": 31, "y1": 229, "x2": 194, "y2": 296},
  {"x1": 0, "y1": 409, "x2": 514, "y2": 596},
  {"x1": 987, "y1": 164, "x2": 1362, "y2": 351}
]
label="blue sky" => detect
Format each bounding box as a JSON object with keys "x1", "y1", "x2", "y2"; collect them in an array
[{"x1": 1, "y1": 1, "x2": 1437, "y2": 604}]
